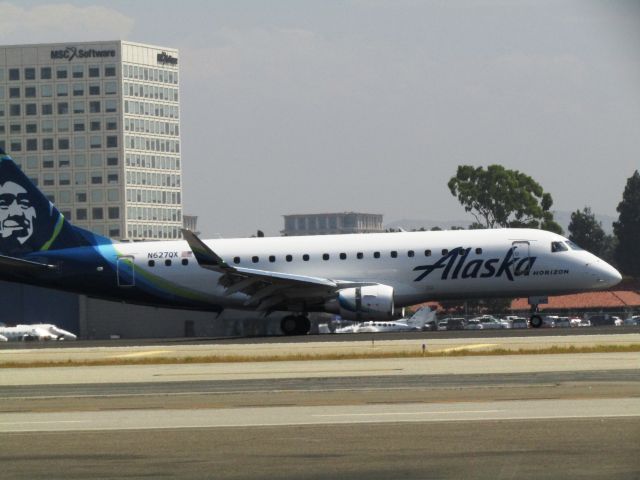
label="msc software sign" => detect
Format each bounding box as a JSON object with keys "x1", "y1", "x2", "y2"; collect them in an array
[
  {"x1": 157, "y1": 52, "x2": 178, "y2": 65},
  {"x1": 51, "y1": 46, "x2": 116, "y2": 61}
]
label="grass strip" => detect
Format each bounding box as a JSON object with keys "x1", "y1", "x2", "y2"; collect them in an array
[{"x1": 1, "y1": 343, "x2": 639, "y2": 369}]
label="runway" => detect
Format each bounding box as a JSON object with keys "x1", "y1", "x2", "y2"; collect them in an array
[
  {"x1": 1, "y1": 336, "x2": 639, "y2": 479},
  {"x1": 1, "y1": 418, "x2": 638, "y2": 480},
  {"x1": 2, "y1": 398, "x2": 639, "y2": 433}
]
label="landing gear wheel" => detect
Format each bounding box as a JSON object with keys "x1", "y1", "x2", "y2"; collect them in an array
[
  {"x1": 295, "y1": 315, "x2": 311, "y2": 335},
  {"x1": 530, "y1": 315, "x2": 543, "y2": 328},
  {"x1": 281, "y1": 315, "x2": 311, "y2": 336},
  {"x1": 281, "y1": 316, "x2": 298, "y2": 336}
]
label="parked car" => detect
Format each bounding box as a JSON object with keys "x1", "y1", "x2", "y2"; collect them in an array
[
  {"x1": 437, "y1": 321, "x2": 448, "y2": 331},
  {"x1": 553, "y1": 316, "x2": 571, "y2": 328},
  {"x1": 498, "y1": 319, "x2": 512, "y2": 329},
  {"x1": 481, "y1": 319, "x2": 506, "y2": 329},
  {"x1": 588, "y1": 314, "x2": 618, "y2": 326},
  {"x1": 465, "y1": 320, "x2": 483, "y2": 330},
  {"x1": 446, "y1": 318, "x2": 466, "y2": 331},
  {"x1": 510, "y1": 317, "x2": 528, "y2": 329},
  {"x1": 542, "y1": 316, "x2": 557, "y2": 328},
  {"x1": 623, "y1": 315, "x2": 640, "y2": 326},
  {"x1": 471, "y1": 315, "x2": 506, "y2": 329},
  {"x1": 612, "y1": 316, "x2": 623, "y2": 326}
]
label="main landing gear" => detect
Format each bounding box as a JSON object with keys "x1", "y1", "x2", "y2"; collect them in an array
[{"x1": 280, "y1": 315, "x2": 311, "y2": 336}]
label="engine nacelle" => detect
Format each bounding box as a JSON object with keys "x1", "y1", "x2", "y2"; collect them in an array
[{"x1": 327, "y1": 284, "x2": 395, "y2": 321}]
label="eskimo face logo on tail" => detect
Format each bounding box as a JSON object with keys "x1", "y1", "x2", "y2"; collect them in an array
[
  {"x1": 0, "y1": 181, "x2": 36, "y2": 245},
  {"x1": 413, "y1": 247, "x2": 536, "y2": 282}
]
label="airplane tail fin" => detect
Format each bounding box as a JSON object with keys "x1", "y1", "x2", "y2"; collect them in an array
[
  {"x1": 0, "y1": 149, "x2": 110, "y2": 257},
  {"x1": 407, "y1": 306, "x2": 436, "y2": 328}
]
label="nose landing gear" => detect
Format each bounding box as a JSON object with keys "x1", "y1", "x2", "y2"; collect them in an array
[
  {"x1": 529, "y1": 313, "x2": 543, "y2": 328},
  {"x1": 528, "y1": 296, "x2": 547, "y2": 328}
]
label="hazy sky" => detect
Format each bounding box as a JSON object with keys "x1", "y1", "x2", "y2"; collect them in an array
[{"x1": 2, "y1": 0, "x2": 639, "y2": 237}]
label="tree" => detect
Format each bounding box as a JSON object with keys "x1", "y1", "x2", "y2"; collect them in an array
[
  {"x1": 468, "y1": 222, "x2": 486, "y2": 230},
  {"x1": 613, "y1": 170, "x2": 640, "y2": 277},
  {"x1": 568, "y1": 207, "x2": 607, "y2": 255},
  {"x1": 448, "y1": 165, "x2": 563, "y2": 233}
]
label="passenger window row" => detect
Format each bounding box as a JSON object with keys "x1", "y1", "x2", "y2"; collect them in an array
[
  {"x1": 147, "y1": 259, "x2": 189, "y2": 267},
  {"x1": 145, "y1": 247, "x2": 485, "y2": 268},
  {"x1": 230, "y1": 247, "x2": 483, "y2": 265}
]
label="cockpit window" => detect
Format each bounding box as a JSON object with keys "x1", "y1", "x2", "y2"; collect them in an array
[
  {"x1": 551, "y1": 241, "x2": 568, "y2": 253},
  {"x1": 565, "y1": 241, "x2": 583, "y2": 251}
]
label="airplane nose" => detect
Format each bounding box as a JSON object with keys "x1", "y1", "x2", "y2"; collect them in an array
[{"x1": 594, "y1": 262, "x2": 622, "y2": 288}]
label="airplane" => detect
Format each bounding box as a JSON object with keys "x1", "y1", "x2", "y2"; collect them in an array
[
  {"x1": 334, "y1": 306, "x2": 436, "y2": 333},
  {"x1": 0, "y1": 323, "x2": 77, "y2": 341},
  {"x1": 0, "y1": 148, "x2": 622, "y2": 336}
]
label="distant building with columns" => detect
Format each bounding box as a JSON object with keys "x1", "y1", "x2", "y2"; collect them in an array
[{"x1": 282, "y1": 212, "x2": 384, "y2": 236}]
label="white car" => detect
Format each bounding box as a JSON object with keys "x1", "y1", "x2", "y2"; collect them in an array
[
  {"x1": 611, "y1": 316, "x2": 623, "y2": 326},
  {"x1": 498, "y1": 319, "x2": 512, "y2": 329},
  {"x1": 477, "y1": 316, "x2": 506, "y2": 329},
  {"x1": 542, "y1": 316, "x2": 557, "y2": 328},
  {"x1": 437, "y1": 321, "x2": 448, "y2": 331},
  {"x1": 553, "y1": 317, "x2": 571, "y2": 328},
  {"x1": 466, "y1": 315, "x2": 505, "y2": 329},
  {"x1": 624, "y1": 316, "x2": 640, "y2": 326},
  {"x1": 465, "y1": 320, "x2": 483, "y2": 330},
  {"x1": 510, "y1": 317, "x2": 528, "y2": 329}
]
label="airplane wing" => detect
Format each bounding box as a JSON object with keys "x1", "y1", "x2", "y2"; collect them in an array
[
  {"x1": 181, "y1": 229, "x2": 375, "y2": 311},
  {"x1": 0, "y1": 254, "x2": 57, "y2": 277}
]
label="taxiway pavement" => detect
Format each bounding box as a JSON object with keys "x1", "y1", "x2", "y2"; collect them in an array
[{"x1": 1, "y1": 334, "x2": 639, "y2": 479}]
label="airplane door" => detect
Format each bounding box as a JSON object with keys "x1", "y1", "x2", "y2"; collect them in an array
[
  {"x1": 512, "y1": 241, "x2": 531, "y2": 277},
  {"x1": 117, "y1": 256, "x2": 135, "y2": 287},
  {"x1": 512, "y1": 241, "x2": 530, "y2": 260}
]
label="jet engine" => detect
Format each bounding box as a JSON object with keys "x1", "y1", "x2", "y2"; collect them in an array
[{"x1": 326, "y1": 284, "x2": 395, "y2": 321}]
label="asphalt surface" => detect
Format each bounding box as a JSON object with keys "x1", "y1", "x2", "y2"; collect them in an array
[
  {"x1": 1, "y1": 333, "x2": 639, "y2": 479},
  {"x1": 1, "y1": 361, "x2": 639, "y2": 478},
  {"x1": 1, "y1": 369, "x2": 638, "y2": 414},
  {"x1": 1, "y1": 418, "x2": 638, "y2": 480}
]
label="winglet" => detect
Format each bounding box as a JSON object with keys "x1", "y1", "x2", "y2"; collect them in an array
[{"x1": 181, "y1": 229, "x2": 233, "y2": 272}]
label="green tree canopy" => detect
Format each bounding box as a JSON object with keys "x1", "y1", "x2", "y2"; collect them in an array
[
  {"x1": 613, "y1": 170, "x2": 640, "y2": 277},
  {"x1": 568, "y1": 207, "x2": 606, "y2": 254},
  {"x1": 447, "y1": 165, "x2": 562, "y2": 233}
]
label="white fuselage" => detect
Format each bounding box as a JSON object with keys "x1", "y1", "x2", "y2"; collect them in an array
[{"x1": 109, "y1": 228, "x2": 621, "y2": 312}]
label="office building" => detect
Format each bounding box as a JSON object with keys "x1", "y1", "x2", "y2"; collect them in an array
[{"x1": 0, "y1": 40, "x2": 182, "y2": 240}]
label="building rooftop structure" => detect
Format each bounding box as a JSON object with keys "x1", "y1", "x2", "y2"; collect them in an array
[
  {"x1": 282, "y1": 212, "x2": 384, "y2": 236},
  {"x1": 511, "y1": 291, "x2": 640, "y2": 312},
  {"x1": 410, "y1": 290, "x2": 640, "y2": 316}
]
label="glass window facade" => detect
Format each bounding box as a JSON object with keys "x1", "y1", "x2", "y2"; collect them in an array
[{"x1": 0, "y1": 41, "x2": 182, "y2": 241}]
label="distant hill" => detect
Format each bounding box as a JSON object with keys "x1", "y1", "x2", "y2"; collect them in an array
[{"x1": 386, "y1": 211, "x2": 616, "y2": 234}]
